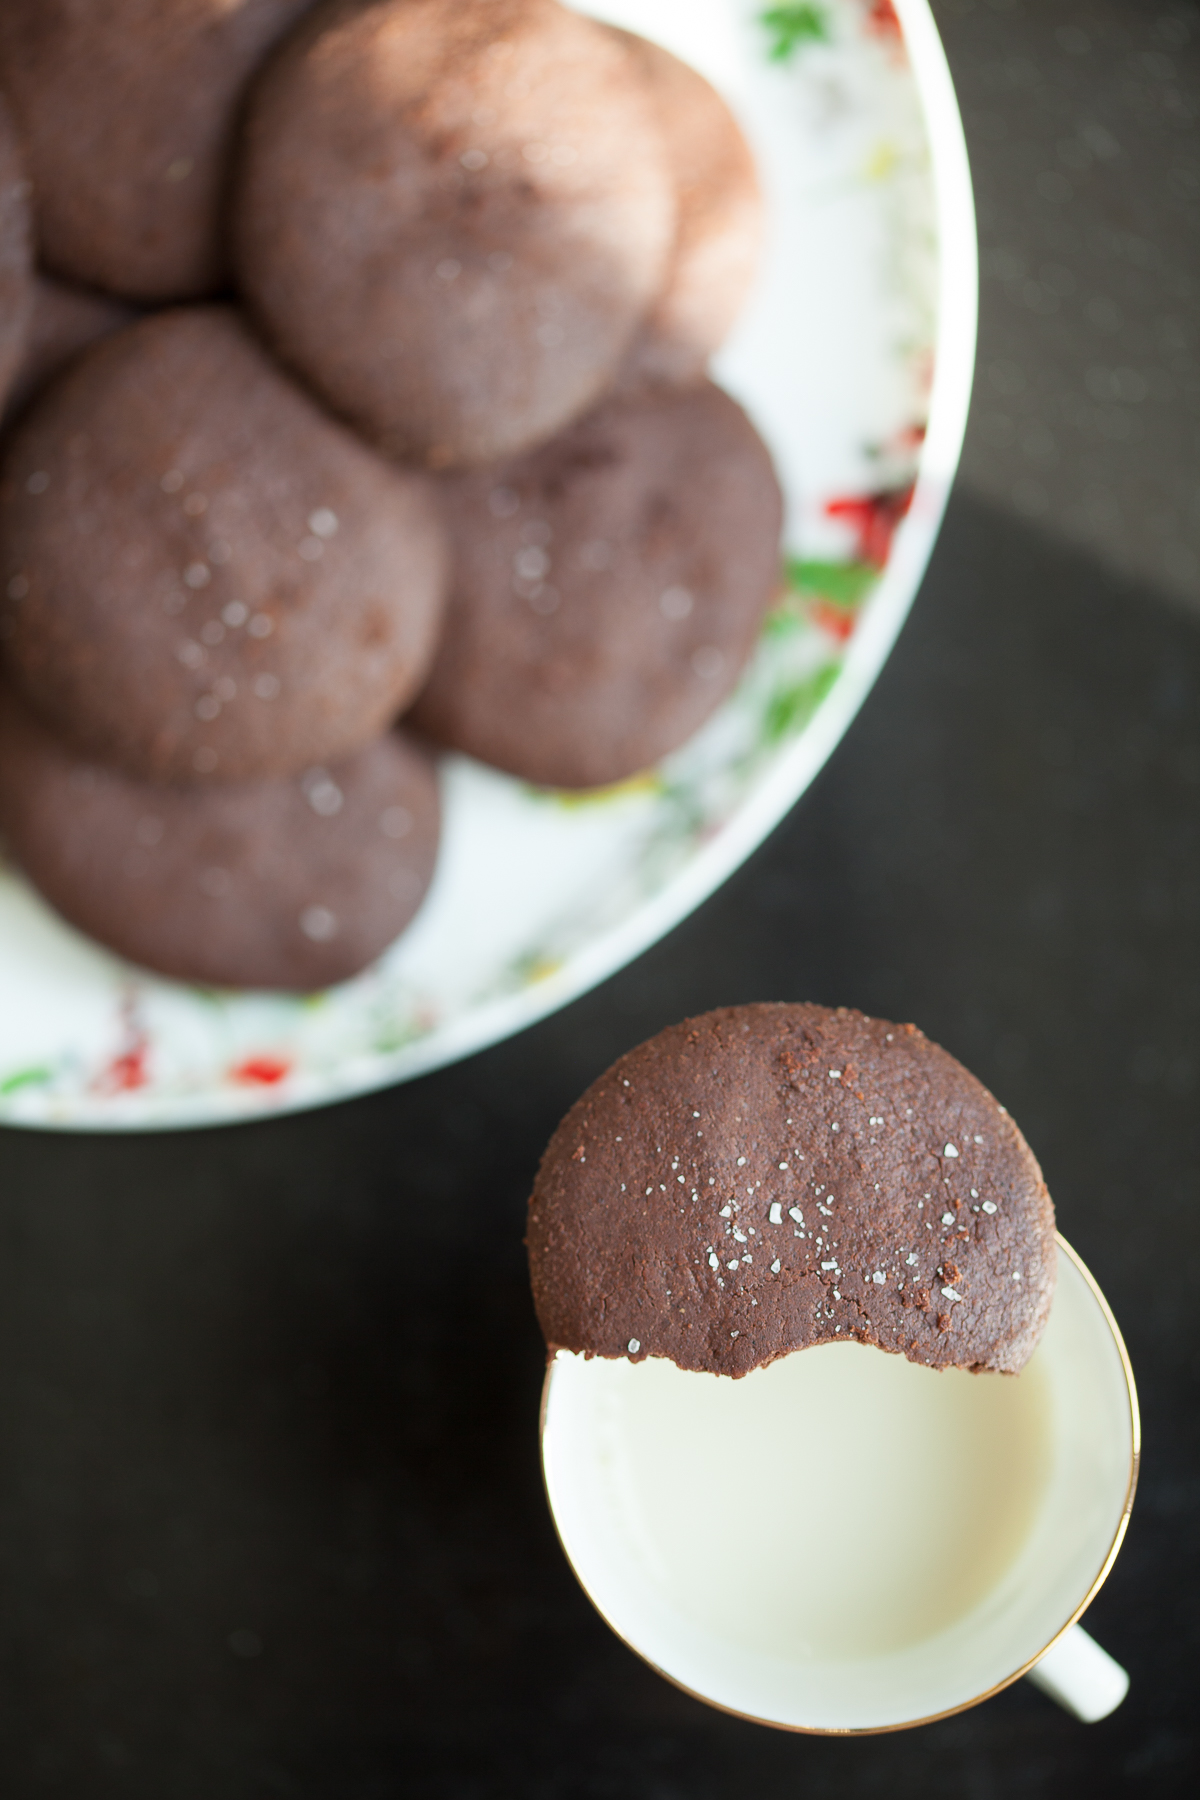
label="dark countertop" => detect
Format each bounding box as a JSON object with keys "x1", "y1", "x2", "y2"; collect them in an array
[{"x1": 1, "y1": 2, "x2": 1197, "y2": 1794}]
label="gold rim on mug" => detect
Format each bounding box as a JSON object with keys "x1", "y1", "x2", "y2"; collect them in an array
[{"x1": 538, "y1": 1232, "x2": 1140, "y2": 1736}]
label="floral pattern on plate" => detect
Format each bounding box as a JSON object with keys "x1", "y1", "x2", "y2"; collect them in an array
[{"x1": 0, "y1": 0, "x2": 975, "y2": 1128}]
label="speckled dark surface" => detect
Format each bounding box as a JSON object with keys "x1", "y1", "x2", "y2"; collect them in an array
[
  {"x1": 411, "y1": 380, "x2": 783, "y2": 787},
  {"x1": 0, "y1": 1, "x2": 1197, "y2": 1793},
  {"x1": 528, "y1": 1004, "x2": 1056, "y2": 1375}
]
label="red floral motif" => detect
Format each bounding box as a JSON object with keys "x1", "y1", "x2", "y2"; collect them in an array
[
  {"x1": 93, "y1": 995, "x2": 150, "y2": 1093},
  {"x1": 231, "y1": 1055, "x2": 292, "y2": 1086},
  {"x1": 889, "y1": 421, "x2": 927, "y2": 454},
  {"x1": 865, "y1": 0, "x2": 902, "y2": 41},
  {"x1": 825, "y1": 481, "x2": 914, "y2": 567},
  {"x1": 97, "y1": 1044, "x2": 150, "y2": 1092},
  {"x1": 810, "y1": 603, "x2": 858, "y2": 643}
]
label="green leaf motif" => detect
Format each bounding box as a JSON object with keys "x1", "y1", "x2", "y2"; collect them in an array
[
  {"x1": 759, "y1": 4, "x2": 831, "y2": 62},
  {"x1": 787, "y1": 557, "x2": 877, "y2": 610},
  {"x1": 764, "y1": 612, "x2": 798, "y2": 643},
  {"x1": 763, "y1": 663, "x2": 840, "y2": 745},
  {"x1": 0, "y1": 1065, "x2": 54, "y2": 1095}
]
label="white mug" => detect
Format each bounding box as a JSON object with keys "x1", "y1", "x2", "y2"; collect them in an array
[{"x1": 541, "y1": 1236, "x2": 1138, "y2": 1733}]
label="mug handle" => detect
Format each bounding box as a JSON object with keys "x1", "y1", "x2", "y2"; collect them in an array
[{"x1": 1024, "y1": 1624, "x2": 1129, "y2": 1721}]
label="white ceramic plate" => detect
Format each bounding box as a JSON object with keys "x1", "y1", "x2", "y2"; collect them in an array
[{"x1": 0, "y1": 0, "x2": 976, "y2": 1130}]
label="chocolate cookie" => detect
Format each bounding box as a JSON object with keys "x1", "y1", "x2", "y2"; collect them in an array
[
  {"x1": 0, "y1": 306, "x2": 448, "y2": 785},
  {"x1": 528, "y1": 1005, "x2": 1057, "y2": 1378},
  {"x1": 613, "y1": 30, "x2": 764, "y2": 389},
  {"x1": 1, "y1": 273, "x2": 137, "y2": 429},
  {"x1": 0, "y1": 682, "x2": 440, "y2": 991},
  {"x1": 0, "y1": 93, "x2": 33, "y2": 413},
  {"x1": 409, "y1": 381, "x2": 783, "y2": 788},
  {"x1": 0, "y1": 1, "x2": 315, "y2": 301},
  {"x1": 235, "y1": 0, "x2": 677, "y2": 467}
]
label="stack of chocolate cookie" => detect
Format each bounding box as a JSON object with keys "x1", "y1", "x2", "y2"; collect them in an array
[{"x1": 0, "y1": 0, "x2": 782, "y2": 990}]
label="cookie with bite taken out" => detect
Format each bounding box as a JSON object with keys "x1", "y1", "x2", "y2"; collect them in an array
[{"x1": 527, "y1": 1004, "x2": 1057, "y2": 1379}]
